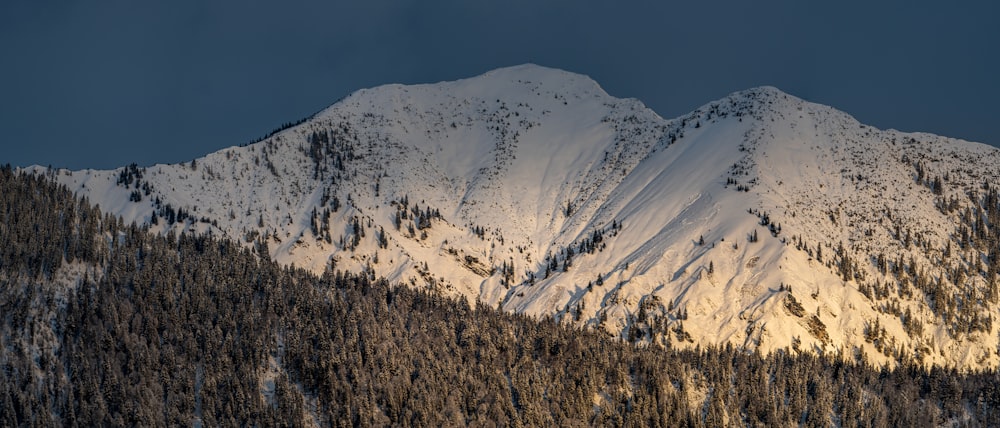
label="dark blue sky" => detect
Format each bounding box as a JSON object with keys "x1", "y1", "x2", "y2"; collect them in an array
[{"x1": 2, "y1": 1, "x2": 997, "y2": 170}]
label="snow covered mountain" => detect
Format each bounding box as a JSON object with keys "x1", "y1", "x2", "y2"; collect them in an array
[{"x1": 35, "y1": 64, "x2": 1000, "y2": 369}]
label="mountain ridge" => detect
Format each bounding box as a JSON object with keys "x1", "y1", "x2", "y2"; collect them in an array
[{"x1": 31, "y1": 64, "x2": 1000, "y2": 369}]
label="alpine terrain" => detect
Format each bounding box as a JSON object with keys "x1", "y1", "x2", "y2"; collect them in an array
[{"x1": 34, "y1": 64, "x2": 1000, "y2": 370}]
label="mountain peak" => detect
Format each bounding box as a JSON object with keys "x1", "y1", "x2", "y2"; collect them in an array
[
  {"x1": 313, "y1": 63, "x2": 614, "y2": 124},
  {"x1": 474, "y1": 63, "x2": 599, "y2": 87},
  {"x1": 448, "y1": 63, "x2": 612, "y2": 102},
  {"x1": 672, "y1": 85, "x2": 858, "y2": 135},
  {"x1": 722, "y1": 85, "x2": 802, "y2": 111},
  {"x1": 740, "y1": 85, "x2": 791, "y2": 97}
]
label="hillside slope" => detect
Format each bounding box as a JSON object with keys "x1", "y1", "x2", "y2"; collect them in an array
[
  {"x1": 5, "y1": 167, "x2": 997, "y2": 426},
  {"x1": 37, "y1": 65, "x2": 1000, "y2": 369}
]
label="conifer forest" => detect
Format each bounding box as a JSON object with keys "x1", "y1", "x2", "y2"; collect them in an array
[{"x1": 2, "y1": 167, "x2": 999, "y2": 426}]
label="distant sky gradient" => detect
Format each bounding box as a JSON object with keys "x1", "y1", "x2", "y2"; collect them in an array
[{"x1": 2, "y1": 1, "x2": 997, "y2": 169}]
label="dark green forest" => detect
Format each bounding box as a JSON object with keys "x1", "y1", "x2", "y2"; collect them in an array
[{"x1": 1, "y1": 166, "x2": 999, "y2": 426}]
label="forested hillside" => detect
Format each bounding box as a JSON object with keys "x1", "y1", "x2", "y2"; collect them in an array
[
  {"x1": 2, "y1": 166, "x2": 999, "y2": 426},
  {"x1": 42, "y1": 66, "x2": 1000, "y2": 369}
]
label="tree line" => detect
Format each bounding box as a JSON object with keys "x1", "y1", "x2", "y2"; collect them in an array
[{"x1": 1, "y1": 165, "x2": 998, "y2": 426}]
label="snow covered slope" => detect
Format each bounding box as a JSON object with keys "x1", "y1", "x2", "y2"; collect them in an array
[{"x1": 35, "y1": 65, "x2": 1000, "y2": 369}]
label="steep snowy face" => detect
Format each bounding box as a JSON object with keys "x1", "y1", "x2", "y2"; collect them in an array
[
  {"x1": 306, "y1": 64, "x2": 665, "y2": 251},
  {"x1": 40, "y1": 66, "x2": 1000, "y2": 370},
  {"x1": 698, "y1": 88, "x2": 1000, "y2": 369}
]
